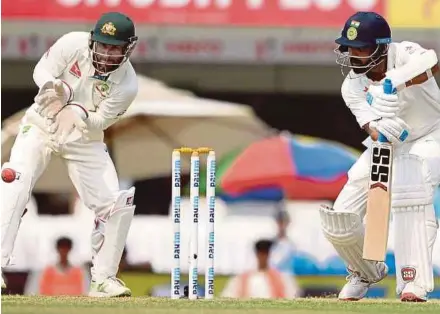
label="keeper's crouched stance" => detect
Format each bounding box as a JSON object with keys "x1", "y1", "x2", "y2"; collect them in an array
[
  {"x1": 320, "y1": 12, "x2": 440, "y2": 302},
  {"x1": 1, "y1": 12, "x2": 139, "y2": 297}
]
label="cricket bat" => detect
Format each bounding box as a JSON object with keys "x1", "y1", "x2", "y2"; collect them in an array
[
  {"x1": 363, "y1": 79, "x2": 394, "y2": 262},
  {"x1": 363, "y1": 64, "x2": 439, "y2": 262}
]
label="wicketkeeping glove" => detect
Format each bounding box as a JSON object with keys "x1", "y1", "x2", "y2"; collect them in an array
[
  {"x1": 34, "y1": 79, "x2": 70, "y2": 119},
  {"x1": 49, "y1": 102, "x2": 88, "y2": 145}
]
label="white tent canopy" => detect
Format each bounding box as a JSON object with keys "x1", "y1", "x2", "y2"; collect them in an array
[{"x1": 2, "y1": 75, "x2": 272, "y2": 192}]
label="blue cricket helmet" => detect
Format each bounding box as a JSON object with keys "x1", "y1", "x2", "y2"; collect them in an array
[
  {"x1": 335, "y1": 12, "x2": 391, "y2": 76},
  {"x1": 336, "y1": 11, "x2": 391, "y2": 49}
]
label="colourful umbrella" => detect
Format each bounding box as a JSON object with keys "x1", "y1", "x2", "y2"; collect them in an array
[
  {"x1": 220, "y1": 134, "x2": 360, "y2": 201},
  {"x1": 184, "y1": 148, "x2": 285, "y2": 202},
  {"x1": 182, "y1": 148, "x2": 241, "y2": 196}
]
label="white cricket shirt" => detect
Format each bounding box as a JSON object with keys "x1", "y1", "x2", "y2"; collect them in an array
[
  {"x1": 27, "y1": 31, "x2": 138, "y2": 142},
  {"x1": 341, "y1": 41, "x2": 440, "y2": 145}
]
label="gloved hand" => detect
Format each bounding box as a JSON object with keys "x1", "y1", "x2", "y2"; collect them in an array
[
  {"x1": 49, "y1": 103, "x2": 88, "y2": 145},
  {"x1": 369, "y1": 117, "x2": 410, "y2": 144},
  {"x1": 366, "y1": 84, "x2": 400, "y2": 118},
  {"x1": 34, "y1": 80, "x2": 68, "y2": 119}
]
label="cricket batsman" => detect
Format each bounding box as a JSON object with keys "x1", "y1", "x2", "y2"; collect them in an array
[
  {"x1": 1, "y1": 12, "x2": 139, "y2": 297},
  {"x1": 319, "y1": 12, "x2": 440, "y2": 301}
]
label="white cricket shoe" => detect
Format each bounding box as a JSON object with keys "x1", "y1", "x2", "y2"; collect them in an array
[
  {"x1": 401, "y1": 282, "x2": 427, "y2": 302},
  {"x1": 1, "y1": 271, "x2": 6, "y2": 289},
  {"x1": 338, "y1": 263, "x2": 388, "y2": 301},
  {"x1": 89, "y1": 277, "x2": 131, "y2": 297}
]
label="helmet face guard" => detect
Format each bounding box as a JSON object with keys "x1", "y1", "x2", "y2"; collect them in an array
[
  {"x1": 335, "y1": 43, "x2": 389, "y2": 77},
  {"x1": 89, "y1": 35, "x2": 137, "y2": 75}
]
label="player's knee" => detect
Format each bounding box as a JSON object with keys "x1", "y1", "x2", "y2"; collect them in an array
[
  {"x1": 84, "y1": 191, "x2": 120, "y2": 218},
  {"x1": 332, "y1": 182, "x2": 368, "y2": 215},
  {"x1": 408, "y1": 139, "x2": 440, "y2": 184},
  {"x1": 319, "y1": 205, "x2": 362, "y2": 243},
  {"x1": 93, "y1": 187, "x2": 136, "y2": 219},
  {"x1": 392, "y1": 154, "x2": 434, "y2": 208}
]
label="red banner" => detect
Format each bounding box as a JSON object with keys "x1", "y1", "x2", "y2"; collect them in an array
[{"x1": 2, "y1": 0, "x2": 384, "y2": 27}]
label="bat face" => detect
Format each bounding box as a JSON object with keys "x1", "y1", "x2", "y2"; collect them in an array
[
  {"x1": 361, "y1": 64, "x2": 434, "y2": 262},
  {"x1": 370, "y1": 145, "x2": 392, "y2": 190},
  {"x1": 363, "y1": 142, "x2": 393, "y2": 262}
]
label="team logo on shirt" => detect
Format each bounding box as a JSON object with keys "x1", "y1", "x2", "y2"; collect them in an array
[
  {"x1": 101, "y1": 22, "x2": 116, "y2": 36},
  {"x1": 21, "y1": 125, "x2": 32, "y2": 135},
  {"x1": 92, "y1": 80, "x2": 112, "y2": 111},
  {"x1": 69, "y1": 61, "x2": 82, "y2": 78},
  {"x1": 94, "y1": 81, "x2": 110, "y2": 97}
]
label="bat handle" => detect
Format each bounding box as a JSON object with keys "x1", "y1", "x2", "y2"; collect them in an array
[
  {"x1": 378, "y1": 79, "x2": 395, "y2": 143},
  {"x1": 383, "y1": 78, "x2": 395, "y2": 95},
  {"x1": 378, "y1": 133, "x2": 388, "y2": 143}
]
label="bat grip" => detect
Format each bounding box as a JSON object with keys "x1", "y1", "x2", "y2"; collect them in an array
[
  {"x1": 383, "y1": 78, "x2": 395, "y2": 95},
  {"x1": 377, "y1": 79, "x2": 395, "y2": 143},
  {"x1": 378, "y1": 133, "x2": 388, "y2": 143}
]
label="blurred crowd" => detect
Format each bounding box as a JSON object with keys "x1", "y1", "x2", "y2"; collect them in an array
[{"x1": 4, "y1": 208, "x2": 302, "y2": 299}]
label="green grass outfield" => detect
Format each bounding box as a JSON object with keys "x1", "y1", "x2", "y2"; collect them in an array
[
  {"x1": 119, "y1": 273, "x2": 440, "y2": 298},
  {"x1": 2, "y1": 296, "x2": 440, "y2": 314}
]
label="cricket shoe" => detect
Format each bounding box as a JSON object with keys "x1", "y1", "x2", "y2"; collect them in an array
[
  {"x1": 401, "y1": 282, "x2": 427, "y2": 302},
  {"x1": 1, "y1": 270, "x2": 6, "y2": 289},
  {"x1": 89, "y1": 277, "x2": 131, "y2": 297},
  {"x1": 338, "y1": 263, "x2": 388, "y2": 301}
]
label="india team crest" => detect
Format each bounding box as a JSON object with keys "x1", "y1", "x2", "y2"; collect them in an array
[
  {"x1": 347, "y1": 27, "x2": 358, "y2": 40},
  {"x1": 347, "y1": 20, "x2": 360, "y2": 41}
]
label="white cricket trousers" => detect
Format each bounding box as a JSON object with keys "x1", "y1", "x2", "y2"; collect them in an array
[
  {"x1": 331, "y1": 130, "x2": 440, "y2": 293},
  {"x1": 1, "y1": 121, "x2": 119, "y2": 267}
]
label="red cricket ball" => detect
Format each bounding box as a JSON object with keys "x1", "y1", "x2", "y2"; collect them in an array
[{"x1": 1, "y1": 168, "x2": 17, "y2": 183}]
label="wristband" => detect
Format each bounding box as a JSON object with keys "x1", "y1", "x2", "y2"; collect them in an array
[
  {"x1": 65, "y1": 102, "x2": 89, "y2": 120},
  {"x1": 61, "y1": 80, "x2": 74, "y2": 103}
]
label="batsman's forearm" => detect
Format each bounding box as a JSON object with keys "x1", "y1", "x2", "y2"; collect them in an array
[
  {"x1": 87, "y1": 112, "x2": 119, "y2": 131},
  {"x1": 386, "y1": 50, "x2": 438, "y2": 89}
]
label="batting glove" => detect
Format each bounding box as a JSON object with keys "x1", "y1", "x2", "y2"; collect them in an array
[
  {"x1": 370, "y1": 117, "x2": 410, "y2": 144},
  {"x1": 366, "y1": 84, "x2": 400, "y2": 118}
]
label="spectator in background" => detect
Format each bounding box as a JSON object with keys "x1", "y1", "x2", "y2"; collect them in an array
[
  {"x1": 221, "y1": 239, "x2": 301, "y2": 299},
  {"x1": 269, "y1": 210, "x2": 297, "y2": 275},
  {"x1": 25, "y1": 237, "x2": 89, "y2": 295}
]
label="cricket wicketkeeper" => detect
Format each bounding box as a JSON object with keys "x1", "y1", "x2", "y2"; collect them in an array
[{"x1": 1, "y1": 12, "x2": 139, "y2": 297}]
